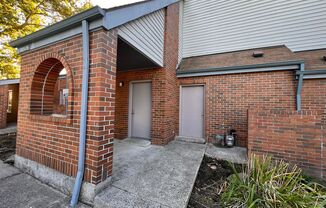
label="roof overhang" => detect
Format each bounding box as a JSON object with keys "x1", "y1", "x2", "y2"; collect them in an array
[
  {"x1": 104, "y1": 0, "x2": 179, "y2": 29},
  {"x1": 176, "y1": 60, "x2": 305, "y2": 78},
  {"x1": 10, "y1": 6, "x2": 106, "y2": 48},
  {"x1": 0, "y1": 79, "x2": 20, "y2": 86},
  {"x1": 9, "y1": 0, "x2": 180, "y2": 52},
  {"x1": 296, "y1": 69, "x2": 326, "y2": 79}
]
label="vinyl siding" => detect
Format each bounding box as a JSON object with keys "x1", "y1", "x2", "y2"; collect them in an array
[
  {"x1": 181, "y1": 0, "x2": 326, "y2": 58},
  {"x1": 118, "y1": 9, "x2": 165, "y2": 66}
]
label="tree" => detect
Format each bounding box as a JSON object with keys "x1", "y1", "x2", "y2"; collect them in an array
[{"x1": 0, "y1": 0, "x2": 92, "y2": 80}]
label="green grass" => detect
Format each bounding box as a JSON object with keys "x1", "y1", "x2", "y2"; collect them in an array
[{"x1": 220, "y1": 155, "x2": 326, "y2": 208}]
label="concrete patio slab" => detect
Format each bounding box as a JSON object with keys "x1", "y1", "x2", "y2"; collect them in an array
[
  {"x1": 95, "y1": 186, "x2": 170, "y2": 208},
  {"x1": 95, "y1": 138, "x2": 206, "y2": 208},
  {"x1": 205, "y1": 143, "x2": 247, "y2": 164},
  {"x1": 0, "y1": 174, "x2": 69, "y2": 208},
  {"x1": 0, "y1": 160, "x2": 89, "y2": 208},
  {"x1": 0, "y1": 160, "x2": 20, "y2": 180}
]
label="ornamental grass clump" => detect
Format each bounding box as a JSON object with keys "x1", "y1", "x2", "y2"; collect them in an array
[{"x1": 220, "y1": 155, "x2": 326, "y2": 208}]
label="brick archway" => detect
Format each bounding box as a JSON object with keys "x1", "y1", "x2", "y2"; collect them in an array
[{"x1": 30, "y1": 54, "x2": 73, "y2": 116}]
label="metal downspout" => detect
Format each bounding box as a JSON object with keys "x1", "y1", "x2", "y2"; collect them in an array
[
  {"x1": 70, "y1": 20, "x2": 90, "y2": 208},
  {"x1": 296, "y1": 63, "x2": 304, "y2": 112}
]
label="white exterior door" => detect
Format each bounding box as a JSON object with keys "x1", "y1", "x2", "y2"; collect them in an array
[
  {"x1": 180, "y1": 86, "x2": 204, "y2": 138},
  {"x1": 130, "y1": 82, "x2": 152, "y2": 139}
]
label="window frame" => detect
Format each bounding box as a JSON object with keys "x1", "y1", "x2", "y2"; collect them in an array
[{"x1": 7, "y1": 90, "x2": 13, "y2": 113}]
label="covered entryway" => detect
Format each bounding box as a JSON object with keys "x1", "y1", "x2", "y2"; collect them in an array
[
  {"x1": 9, "y1": 0, "x2": 182, "y2": 205},
  {"x1": 129, "y1": 82, "x2": 152, "y2": 139},
  {"x1": 180, "y1": 85, "x2": 204, "y2": 138}
]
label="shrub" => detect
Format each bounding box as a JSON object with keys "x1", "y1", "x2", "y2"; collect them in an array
[{"x1": 220, "y1": 155, "x2": 326, "y2": 208}]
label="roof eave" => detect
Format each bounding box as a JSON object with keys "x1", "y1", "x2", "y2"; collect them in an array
[
  {"x1": 9, "y1": 6, "x2": 106, "y2": 48},
  {"x1": 9, "y1": 0, "x2": 180, "y2": 50},
  {"x1": 176, "y1": 60, "x2": 305, "y2": 77},
  {"x1": 0, "y1": 79, "x2": 20, "y2": 86}
]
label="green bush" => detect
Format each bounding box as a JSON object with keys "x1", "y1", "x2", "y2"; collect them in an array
[{"x1": 220, "y1": 155, "x2": 326, "y2": 208}]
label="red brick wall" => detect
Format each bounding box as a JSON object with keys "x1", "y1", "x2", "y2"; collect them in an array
[
  {"x1": 17, "y1": 28, "x2": 117, "y2": 185},
  {"x1": 248, "y1": 109, "x2": 326, "y2": 180},
  {"x1": 115, "y1": 69, "x2": 162, "y2": 142},
  {"x1": 115, "y1": 3, "x2": 180, "y2": 145},
  {"x1": 178, "y1": 48, "x2": 326, "y2": 147},
  {"x1": 301, "y1": 79, "x2": 326, "y2": 113},
  {"x1": 0, "y1": 85, "x2": 8, "y2": 128},
  {"x1": 179, "y1": 71, "x2": 297, "y2": 147},
  {"x1": 161, "y1": 3, "x2": 180, "y2": 144}
]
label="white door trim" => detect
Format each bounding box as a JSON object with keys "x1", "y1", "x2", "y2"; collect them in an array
[
  {"x1": 179, "y1": 84, "x2": 205, "y2": 138},
  {"x1": 128, "y1": 80, "x2": 152, "y2": 138}
]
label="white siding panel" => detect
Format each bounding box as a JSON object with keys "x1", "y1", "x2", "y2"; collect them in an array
[
  {"x1": 118, "y1": 9, "x2": 165, "y2": 66},
  {"x1": 182, "y1": 0, "x2": 326, "y2": 58}
]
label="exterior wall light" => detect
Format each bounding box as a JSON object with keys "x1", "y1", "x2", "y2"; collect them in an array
[{"x1": 119, "y1": 81, "x2": 124, "y2": 87}]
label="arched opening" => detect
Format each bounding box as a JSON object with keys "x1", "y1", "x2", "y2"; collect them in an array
[{"x1": 30, "y1": 58, "x2": 71, "y2": 116}]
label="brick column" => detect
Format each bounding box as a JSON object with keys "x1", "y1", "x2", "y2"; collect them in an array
[
  {"x1": 86, "y1": 29, "x2": 117, "y2": 184},
  {"x1": 0, "y1": 85, "x2": 8, "y2": 129},
  {"x1": 151, "y1": 3, "x2": 180, "y2": 145}
]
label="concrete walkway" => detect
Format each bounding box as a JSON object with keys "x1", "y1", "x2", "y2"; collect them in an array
[
  {"x1": 0, "y1": 160, "x2": 88, "y2": 208},
  {"x1": 94, "y1": 138, "x2": 206, "y2": 208},
  {"x1": 205, "y1": 143, "x2": 247, "y2": 164},
  {"x1": 0, "y1": 138, "x2": 244, "y2": 208}
]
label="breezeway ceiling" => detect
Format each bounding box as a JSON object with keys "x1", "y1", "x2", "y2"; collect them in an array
[{"x1": 117, "y1": 38, "x2": 159, "y2": 71}]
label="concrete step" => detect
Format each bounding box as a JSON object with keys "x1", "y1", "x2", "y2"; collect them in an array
[
  {"x1": 175, "y1": 136, "x2": 206, "y2": 144},
  {"x1": 205, "y1": 144, "x2": 247, "y2": 164}
]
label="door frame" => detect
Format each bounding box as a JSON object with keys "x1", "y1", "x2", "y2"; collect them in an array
[
  {"x1": 128, "y1": 80, "x2": 152, "y2": 138},
  {"x1": 179, "y1": 84, "x2": 206, "y2": 138}
]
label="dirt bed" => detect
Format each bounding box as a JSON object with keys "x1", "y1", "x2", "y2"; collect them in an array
[
  {"x1": 188, "y1": 156, "x2": 243, "y2": 208},
  {"x1": 0, "y1": 135, "x2": 16, "y2": 162}
]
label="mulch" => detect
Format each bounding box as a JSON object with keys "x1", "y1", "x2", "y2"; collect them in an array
[
  {"x1": 0, "y1": 135, "x2": 16, "y2": 162},
  {"x1": 187, "y1": 156, "x2": 243, "y2": 208}
]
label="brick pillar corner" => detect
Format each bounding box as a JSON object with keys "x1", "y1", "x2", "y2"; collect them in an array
[
  {"x1": 0, "y1": 85, "x2": 8, "y2": 129},
  {"x1": 86, "y1": 29, "x2": 117, "y2": 185}
]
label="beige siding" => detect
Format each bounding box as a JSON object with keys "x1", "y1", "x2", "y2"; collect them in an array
[
  {"x1": 181, "y1": 0, "x2": 326, "y2": 58},
  {"x1": 118, "y1": 9, "x2": 165, "y2": 66}
]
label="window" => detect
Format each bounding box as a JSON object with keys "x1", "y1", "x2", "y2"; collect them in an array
[
  {"x1": 58, "y1": 69, "x2": 68, "y2": 107},
  {"x1": 60, "y1": 89, "x2": 69, "y2": 105},
  {"x1": 53, "y1": 70, "x2": 68, "y2": 115},
  {"x1": 7, "y1": 90, "x2": 12, "y2": 113}
]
